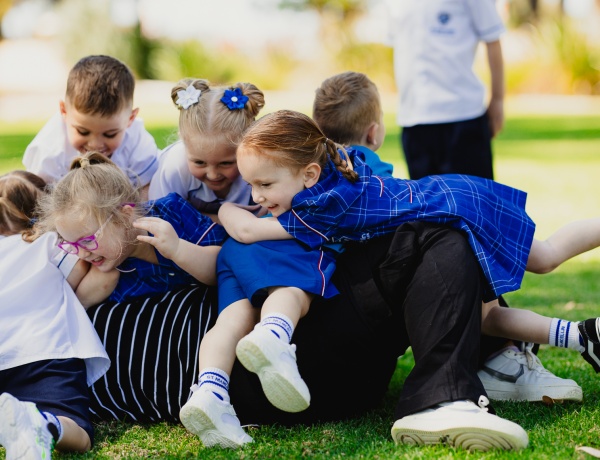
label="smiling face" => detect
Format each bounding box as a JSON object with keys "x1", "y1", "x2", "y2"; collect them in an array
[
  {"x1": 183, "y1": 133, "x2": 240, "y2": 199},
  {"x1": 60, "y1": 100, "x2": 137, "y2": 158},
  {"x1": 55, "y1": 209, "x2": 137, "y2": 272},
  {"x1": 237, "y1": 148, "x2": 320, "y2": 217}
]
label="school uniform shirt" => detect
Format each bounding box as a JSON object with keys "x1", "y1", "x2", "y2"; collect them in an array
[
  {"x1": 110, "y1": 193, "x2": 227, "y2": 302},
  {"x1": 387, "y1": 0, "x2": 505, "y2": 126},
  {"x1": 277, "y1": 148, "x2": 536, "y2": 298},
  {"x1": 22, "y1": 112, "x2": 159, "y2": 187},
  {"x1": 0, "y1": 232, "x2": 110, "y2": 386},
  {"x1": 148, "y1": 141, "x2": 253, "y2": 214}
]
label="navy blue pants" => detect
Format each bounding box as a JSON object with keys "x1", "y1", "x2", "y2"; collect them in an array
[
  {"x1": 401, "y1": 113, "x2": 494, "y2": 180},
  {"x1": 0, "y1": 358, "x2": 93, "y2": 444}
]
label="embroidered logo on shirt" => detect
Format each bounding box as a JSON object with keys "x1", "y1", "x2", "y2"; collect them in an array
[{"x1": 431, "y1": 11, "x2": 454, "y2": 35}]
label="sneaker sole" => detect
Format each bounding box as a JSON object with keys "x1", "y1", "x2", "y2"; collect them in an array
[
  {"x1": 484, "y1": 385, "x2": 583, "y2": 402},
  {"x1": 236, "y1": 338, "x2": 310, "y2": 413},
  {"x1": 391, "y1": 426, "x2": 525, "y2": 452},
  {"x1": 179, "y1": 404, "x2": 248, "y2": 449}
]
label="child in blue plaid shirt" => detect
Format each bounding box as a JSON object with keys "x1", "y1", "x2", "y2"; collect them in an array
[{"x1": 176, "y1": 109, "x2": 600, "y2": 448}]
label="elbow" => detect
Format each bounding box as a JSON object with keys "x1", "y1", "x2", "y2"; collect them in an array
[{"x1": 230, "y1": 226, "x2": 260, "y2": 244}]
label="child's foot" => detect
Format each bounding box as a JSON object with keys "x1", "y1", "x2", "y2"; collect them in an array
[
  {"x1": 236, "y1": 325, "x2": 310, "y2": 413},
  {"x1": 0, "y1": 392, "x2": 56, "y2": 460},
  {"x1": 579, "y1": 319, "x2": 600, "y2": 372},
  {"x1": 179, "y1": 387, "x2": 253, "y2": 449}
]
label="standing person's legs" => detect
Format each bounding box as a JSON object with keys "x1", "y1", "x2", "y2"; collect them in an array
[{"x1": 400, "y1": 115, "x2": 493, "y2": 180}]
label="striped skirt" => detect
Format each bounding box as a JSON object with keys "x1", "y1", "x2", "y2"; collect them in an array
[{"x1": 86, "y1": 285, "x2": 218, "y2": 422}]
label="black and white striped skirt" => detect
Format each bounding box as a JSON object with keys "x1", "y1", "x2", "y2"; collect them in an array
[{"x1": 86, "y1": 285, "x2": 218, "y2": 423}]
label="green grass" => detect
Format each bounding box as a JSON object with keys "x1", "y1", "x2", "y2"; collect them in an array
[{"x1": 1, "y1": 114, "x2": 600, "y2": 459}]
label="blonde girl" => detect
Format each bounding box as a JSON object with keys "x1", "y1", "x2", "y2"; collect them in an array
[
  {"x1": 36, "y1": 152, "x2": 226, "y2": 304},
  {"x1": 148, "y1": 79, "x2": 265, "y2": 215},
  {"x1": 0, "y1": 170, "x2": 109, "y2": 458}
]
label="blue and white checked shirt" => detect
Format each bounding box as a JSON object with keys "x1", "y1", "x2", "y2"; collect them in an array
[
  {"x1": 110, "y1": 193, "x2": 227, "y2": 302},
  {"x1": 277, "y1": 149, "x2": 536, "y2": 297}
]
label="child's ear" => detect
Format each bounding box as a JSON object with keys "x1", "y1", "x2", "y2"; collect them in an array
[
  {"x1": 303, "y1": 163, "x2": 321, "y2": 188},
  {"x1": 366, "y1": 122, "x2": 379, "y2": 147},
  {"x1": 128, "y1": 108, "x2": 139, "y2": 127},
  {"x1": 121, "y1": 204, "x2": 136, "y2": 218},
  {"x1": 59, "y1": 100, "x2": 67, "y2": 118}
]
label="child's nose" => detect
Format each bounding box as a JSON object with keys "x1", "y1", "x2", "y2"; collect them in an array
[{"x1": 205, "y1": 167, "x2": 220, "y2": 180}]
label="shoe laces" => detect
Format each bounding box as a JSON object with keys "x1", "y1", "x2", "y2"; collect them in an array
[{"x1": 522, "y1": 343, "x2": 557, "y2": 376}]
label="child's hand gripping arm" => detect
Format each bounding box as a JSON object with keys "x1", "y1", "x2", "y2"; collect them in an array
[
  {"x1": 218, "y1": 202, "x2": 292, "y2": 243},
  {"x1": 66, "y1": 260, "x2": 120, "y2": 308},
  {"x1": 133, "y1": 216, "x2": 220, "y2": 286}
]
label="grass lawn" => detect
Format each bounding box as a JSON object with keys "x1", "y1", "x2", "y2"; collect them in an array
[{"x1": 1, "y1": 114, "x2": 600, "y2": 459}]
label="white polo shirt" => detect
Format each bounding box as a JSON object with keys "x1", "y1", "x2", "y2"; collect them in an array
[
  {"x1": 387, "y1": 0, "x2": 505, "y2": 127},
  {"x1": 0, "y1": 232, "x2": 110, "y2": 385},
  {"x1": 23, "y1": 112, "x2": 159, "y2": 187}
]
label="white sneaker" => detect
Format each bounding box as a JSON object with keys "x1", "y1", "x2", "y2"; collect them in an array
[
  {"x1": 478, "y1": 345, "x2": 583, "y2": 402},
  {"x1": 236, "y1": 325, "x2": 310, "y2": 413},
  {"x1": 391, "y1": 396, "x2": 528, "y2": 451},
  {"x1": 0, "y1": 393, "x2": 56, "y2": 460},
  {"x1": 179, "y1": 386, "x2": 253, "y2": 449}
]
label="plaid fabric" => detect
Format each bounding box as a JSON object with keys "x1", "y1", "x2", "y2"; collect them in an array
[
  {"x1": 277, "y1": 149, "x2": 536, "y2": 297},
  {"x1": 110, "y1": 193, "x2": 227, "y2": 302}
]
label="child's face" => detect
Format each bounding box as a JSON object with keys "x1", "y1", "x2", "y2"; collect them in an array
[
  {"x1": 237, "y1": 151, "x2": 308, "y2": 217},
  {"x1": 55, "y1": 211, "x2": 135, "y2": 273},
  {"x1": 60, "y1": 101, "x2": 137, "y2": 158},
  {"x1": 184, "y1": 134, "x2": 239, "y2": 199}
]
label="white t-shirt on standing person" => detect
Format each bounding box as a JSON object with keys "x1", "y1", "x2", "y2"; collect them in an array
[{"x1": 387, "y1": 0, "x2": 505, "y2": 127}]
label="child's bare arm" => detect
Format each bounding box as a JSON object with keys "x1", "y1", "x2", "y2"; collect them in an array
[
  {"x1": 66, "y1": 260, "x2": 119, "y2": 308},
  {"x1": 133, "y1": 216, "x2": 220, "y2": 286},
  {"x1": 75, "y1": 266, "x2": 120, "y2": 308},
  {"x1": 218, "y1": 202, "x2": 292, "y2": 243},
  {"x1": 486, "y1": 39, "x2": 505, "y2": 137}
]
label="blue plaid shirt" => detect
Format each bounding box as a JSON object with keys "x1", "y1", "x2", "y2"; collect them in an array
[
  {"x1": 110, "y1": 193, "x2": 227, "y2": 302},
  {"x1": 277, "y1": 148, "x2": 536, "y2": 297}
]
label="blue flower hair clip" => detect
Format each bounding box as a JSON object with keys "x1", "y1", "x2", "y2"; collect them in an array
[
  {"x1": 176, "y1": 84, "x2": 201, "y2": 110},
  {"x1": 220, "y1": 87, "x2": 249, "y2": 110}
]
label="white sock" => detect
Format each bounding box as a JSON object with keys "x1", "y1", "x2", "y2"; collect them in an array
[
  {"x1": 198, "y1": 367, "x2": 230, "y2": 402},
  {"x1": 260, "y1": 313, "x2": 294, "y2": 343},
  {"x1": 41, "y1": 410, "x2": 63, "y2": 443},
  {"x1": 549, "y1": 318, "x2": 584, "y2": 352}
]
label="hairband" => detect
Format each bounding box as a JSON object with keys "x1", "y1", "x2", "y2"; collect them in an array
[
  {"x1": 176, "y1": 84, "x2": 201, "y2": 110},
  {"x1": 221, "y1": 87, "x2": 249, "y2": 110}
]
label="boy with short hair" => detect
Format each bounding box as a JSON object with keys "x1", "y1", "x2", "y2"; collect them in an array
[
  {"x1": 312, "y1": 71, "x2": 394, "y2": 176},
  {"x1": 23, "y1": 55, "x2": 158, "y2": 191}
]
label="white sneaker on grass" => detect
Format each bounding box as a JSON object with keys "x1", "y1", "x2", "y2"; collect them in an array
[
  {"x1": 236, "y1": 325, "x2": 310, "y2": 413},
  {"x1": 391, "y1": 396, "x2": 528, "y2": 451},
  {"x1": 0, "y1": 392, "x2": 56, "y2": 460},
  {"x1": 179, "y1": 386, "x2": 253, "y2": 449},
  {"x1": 478, "y1": 345, "x2": 582, "y2": 402}
]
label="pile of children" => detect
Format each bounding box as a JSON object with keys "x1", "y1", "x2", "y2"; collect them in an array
[{"x1": 2, "y1": 55, "x2": 600, "y2": 459}]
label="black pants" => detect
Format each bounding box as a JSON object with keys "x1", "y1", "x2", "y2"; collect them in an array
[
  {"x1": 401, "y1": 114, "x2": 494, "y2": 180},
  {"x1": 231, "y1": 223, "x2": 487, "y2": 424}
]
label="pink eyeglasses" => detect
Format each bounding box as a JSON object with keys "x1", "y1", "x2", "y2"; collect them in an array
[{"x1": 58, "y1": 214, "x2": 114, "y2": 255}]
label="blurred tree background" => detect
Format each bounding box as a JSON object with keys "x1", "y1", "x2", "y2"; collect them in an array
[{"x1": 0, "y1": 0, "x2": 599, "y2": 94}]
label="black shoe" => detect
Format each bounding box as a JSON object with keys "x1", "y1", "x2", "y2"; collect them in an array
[{"x1": 578, "y1": 319, "x2": 600, "y2": 373}]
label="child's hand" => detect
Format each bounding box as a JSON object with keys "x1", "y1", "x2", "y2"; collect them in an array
[{"x1": 134, "y1": 216, "x2": 181, "y2": 260}]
